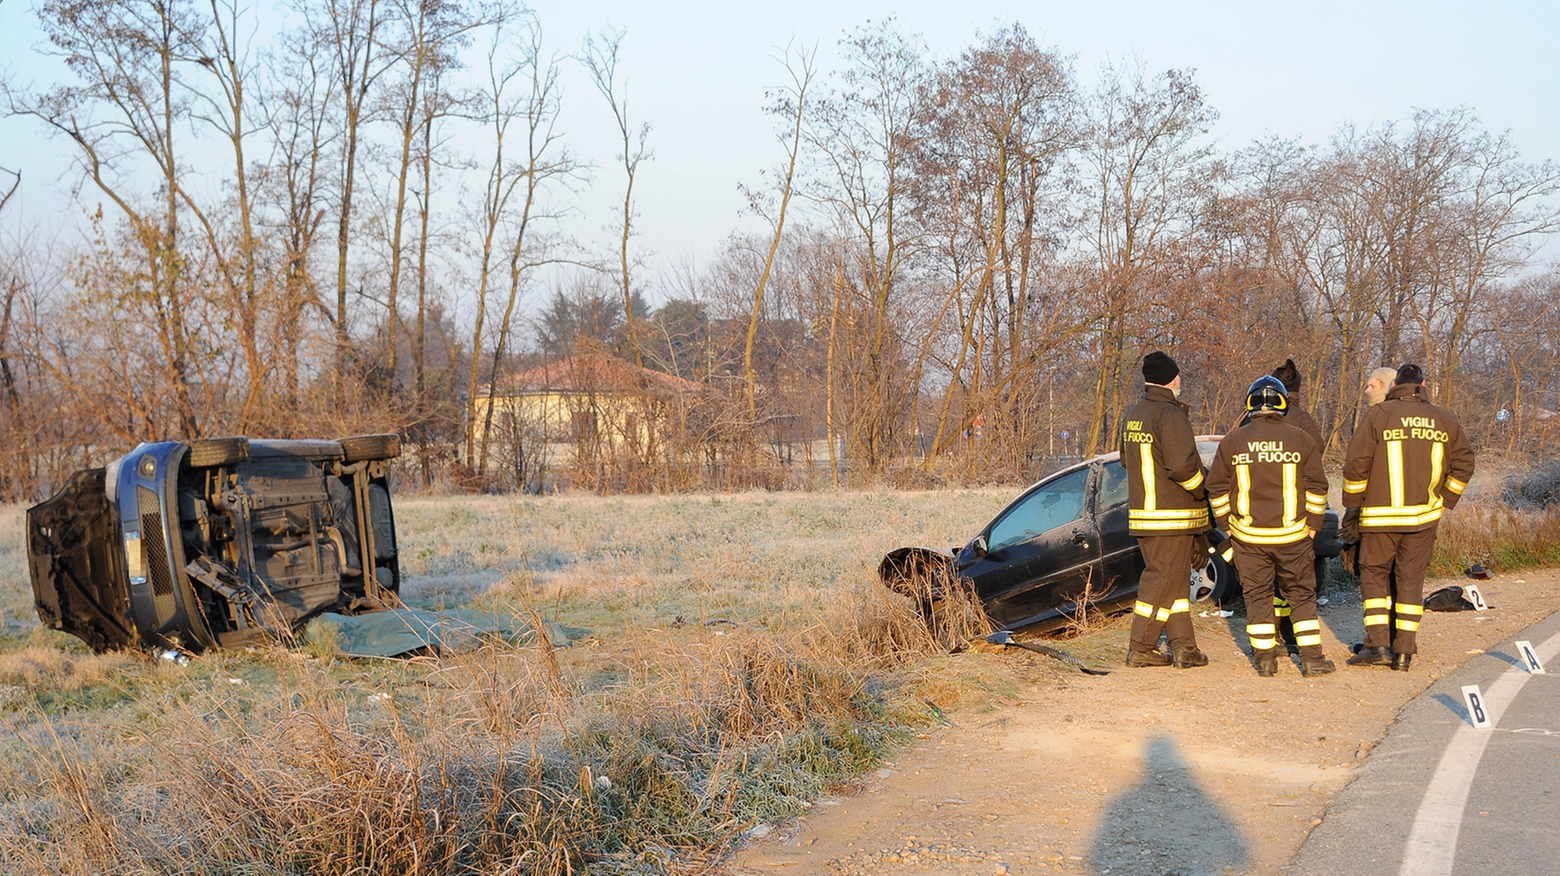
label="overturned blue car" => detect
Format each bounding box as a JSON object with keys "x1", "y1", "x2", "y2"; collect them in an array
[{"x1": 27, "y1": 435, "x2": 402, "y2": 653}]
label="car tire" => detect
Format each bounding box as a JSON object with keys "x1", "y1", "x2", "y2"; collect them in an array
[
  {"x1": 340, "y1": 433, "x2": 401, "y2": 462},
  {"x1": 1313, "y1": 511, "x2": 1344, "y2": 558},
  {"x1": 1201, "y1": 552, "x2": 1240, "y2": 607},
  {"x1": 186, "y1": 436, "x2": 250, "y2": 467}
]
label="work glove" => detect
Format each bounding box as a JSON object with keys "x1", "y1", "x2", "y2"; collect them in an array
[{"x1": 1340, "y1": 507, "x2": 1361, "y2": 545}]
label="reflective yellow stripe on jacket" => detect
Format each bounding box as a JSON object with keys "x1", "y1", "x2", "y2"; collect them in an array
[
  {"x1": 1305, "y1": 491, "x2": 1326, "y2": 515},
  {"x1": 1360, "y1": 502, "x2": 1443, "y2": 527},
  {"x1": 1221, "y1": 461, "x2": 1309, "y2": 545},
  {"x1": 1350, "y1": 438, "x2": 1450, "y2": 529},
  {"x1": 1130, "y1": 441, "x2": 1209, "y2": 531},
  {"x1": 1129, "y1": 508, "x2": 1211, "y2": 531}
]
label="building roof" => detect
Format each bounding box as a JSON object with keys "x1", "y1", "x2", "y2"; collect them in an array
[{"x1": 496, "y1": 354, "x2": 700, "y2": 400}]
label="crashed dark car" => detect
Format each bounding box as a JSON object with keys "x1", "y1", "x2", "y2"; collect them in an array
[
  {"x1": 27, "y1": 435, "x2": 403, "y2": 653},
  {"x1": 880, "y1": 438, "x2": 1343, "y2": 634}
]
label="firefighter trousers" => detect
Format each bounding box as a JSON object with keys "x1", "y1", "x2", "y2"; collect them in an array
[
  {"x1": 1273, "y1": 553, "x2": 1329, "y2": 647},
  {"x1": 1233, "y1": 538, "x2": 1324, "y2": 660},
  {"x1": 1131, "y1": 534, "x2": 1198, "y2": 653},
  {"x1": 1358, "y1": 526, "x2": 1437, "y2": 655}
]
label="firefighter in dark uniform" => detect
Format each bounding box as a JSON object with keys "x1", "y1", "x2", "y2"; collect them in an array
[
  {"x1": 1268, "y1": 358, "x2": 1326, "y2": 647},
  {"x1": 1270, "y1": 359, "x2": 1325, "y2": 450},
  {"x1": 1340, "y1": 366, "x2": 1404, "y2": 574},
  {"x1": 1343, "y1": 364, "x2": 1475, "y2": 671},
  {"x1": 1208, "y1": 377, "x2": 1334, "y2": 676},
  {"x1": 1120, "y1": 351, "x2": 1210, "y2": 668}
]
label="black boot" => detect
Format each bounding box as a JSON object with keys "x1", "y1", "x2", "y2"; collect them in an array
[
  {"x1": 1126, "y1": 648, "x2": 1170, "y2": 667},
  {"x1": 1172, "y1": 646, "x2": 1209, "y2": 668},
  {"x1": 1254, "y1": 650, "x2": 1279, "y2": 677},
  {"x1": 1300, "y1": 656, "x2": 1337, "y2": 677},
  {"x1": 1347, "y1": 646, "x2": 1393, "y2": 667},
  {"x1": 1391, "y1": 653, "x2": 1413, "y2": 672}
]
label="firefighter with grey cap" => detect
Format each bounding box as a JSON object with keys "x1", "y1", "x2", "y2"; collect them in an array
[
  {"x1": 1208, "y1": 376, "x2": 1334, "y2": 676},
  {"x1": 1363, "y1": 366, "x2": 1399, "y2": 407},
  {"x1": 1119, "y1": 351, "x2": 1210, "y2": 668},
  {"x1": 1340, "y1": 365, "x2": 1405, "y2": 568}
]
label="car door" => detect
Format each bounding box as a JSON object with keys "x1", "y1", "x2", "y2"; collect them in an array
[
  {"x1": 1094, "y1": 458, "x2": 1144, "y2": 602},
  {"x1": 959, "y1": 467, "x2": 1100, "y2": 628}
]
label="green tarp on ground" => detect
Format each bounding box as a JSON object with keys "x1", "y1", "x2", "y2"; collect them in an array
[{"x1": 307, "y1": 607, "x2": 580, "y2": 658}]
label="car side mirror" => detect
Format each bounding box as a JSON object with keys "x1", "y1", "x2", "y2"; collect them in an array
[{"x1": 972, "y1": 535, "x2": 988, "y2": 557}]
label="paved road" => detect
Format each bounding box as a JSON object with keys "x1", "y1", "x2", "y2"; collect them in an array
[{"x1": 1292, "y1": 609, "x2": 1560, "y2": 876}]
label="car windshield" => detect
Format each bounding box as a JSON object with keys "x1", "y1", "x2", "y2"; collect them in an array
[{"x1": 989, "y1": 467, "x2": 1089, "y2": 551}]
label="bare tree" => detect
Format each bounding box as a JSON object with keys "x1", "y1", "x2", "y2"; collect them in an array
[
  {"x1": 1078, "y1": 62, "x2": 1215, "y2": 455},
  {"x1": 14, "y1": 0, "x2": 209, "y2": 438},
  {"x1": 377, "y1": 0, "x2": 486, "y2": 399},
  {"x1": 806, "y1": 19, "x2": 929, "y2": 472},
  {"x1": 1405, "y1": 116, "x2": 1560, "y2": 403},
  {"x1": 740, "y1": 42, "x2": 815, "y2": 423},
  {"x1": 178, "y1": 0, "x2": 270, "y2": 430},
  {"x1": 259, "y1": 30, "x2": 338, "y2": 416},
  {"x1": 0, "y1": 166, "x2": 17, "y2": 214},
  {"x1": 915, "y1": 24, "x2": 1078, "y2": 472},
  {"x1": 581, "y1": 28, "x2": 650, "y2": 366},
  {"x1": 302, "y1": 0, "x2": 392, "y2": 390},
  {"x1": 464, "y1": 15, "x2": 577, "y2": 476}
]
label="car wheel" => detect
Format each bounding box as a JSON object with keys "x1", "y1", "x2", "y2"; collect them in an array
[
  {"x1": 186, "y1": 436, "x2": 250, "y2": 467},
  {"x1": 1193, "y1": 552, "x2": 1239, "y2": 606},
  {"x1": 340, "y1": 433, "x2": 401, "y2": 462}
]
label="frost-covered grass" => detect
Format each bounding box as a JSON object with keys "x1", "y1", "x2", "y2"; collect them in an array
[{"x1": 0, "y1": 487, "x2": 1012, "y2": 875}]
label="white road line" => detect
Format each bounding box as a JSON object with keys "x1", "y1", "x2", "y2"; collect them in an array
[{"x1": 1398, "y1": 630, "x2": 1560, "y2": 876}]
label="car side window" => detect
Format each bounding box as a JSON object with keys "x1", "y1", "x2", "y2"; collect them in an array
[
  {"x1": 1099, "y1": 460, "x2": 1129, "y2": 509},
  {"x1": 988, "y1": 468, "x2": 1089, "y2": 552}
]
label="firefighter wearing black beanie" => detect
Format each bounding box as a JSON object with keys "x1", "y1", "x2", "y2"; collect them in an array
[
  {"x1": 1142, "y1": 351, "x2": 1179, "y2": 386},
  {"x1": 1118, "y1": 351, "x2": 1210, "y2": 668},
  {"x1": 1343, "y1": 363, "x2": 1475, "y2": 671},
  {"x1": 1270, "y1": 358, "x2": 1324, "y2": 450}
]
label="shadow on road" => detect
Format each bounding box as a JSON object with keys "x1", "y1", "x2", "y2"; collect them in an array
[
  {"x1": 1487, "y1": 648, "x2": 1526, "y2": 670},
  {"x1": 1432, "y1": 691, "x2": 1478, "y2": 725},
  {"x1": 1089, "y1": 735, "x2": 1248, "y2": 875}
]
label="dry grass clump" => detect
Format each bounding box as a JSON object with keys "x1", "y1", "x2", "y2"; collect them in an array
[
  {"x1": 0, "y1": 489, "x2": 1017, "y2": 875},
  {"x1": 1057, "y1": 568, "x2": 1118, "y2": 638},
  {"x1": 0, "y1": 643, "x2": 142, "y2": 691},
  {"x1": 0, "y1": 618, "x2": 919, "y2": 875},
  {"x1": 1432, "y1": 497, "x2": 1560, "y2": 576}
]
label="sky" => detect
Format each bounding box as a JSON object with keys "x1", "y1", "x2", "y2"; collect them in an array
[{"x1": 2, "y1": 0, "x2": 1558, "y2": 289}]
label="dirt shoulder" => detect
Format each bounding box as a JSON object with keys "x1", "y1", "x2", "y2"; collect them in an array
[{"x1": 727, "y1": 569, "x2": 1560, "y2": 876}]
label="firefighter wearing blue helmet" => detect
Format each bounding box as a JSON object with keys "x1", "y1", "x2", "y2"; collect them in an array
[{"x1": 1207, "y1": 376, "x2": 1335, "y2": 676}]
